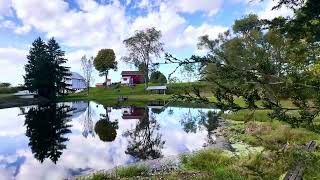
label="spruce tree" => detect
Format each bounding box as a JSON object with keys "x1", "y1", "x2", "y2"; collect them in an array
[
  {"x1": 24, "y1": 37, "x2": 70, "y2": 100},
  {"x1": 47, "y1": 38, "x2": 71, "y2": 96}
]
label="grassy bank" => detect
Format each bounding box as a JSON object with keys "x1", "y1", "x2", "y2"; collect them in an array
[
  {"x1": 62, "y1": 82, "x2": 214, "y2": 105},
  {"x1": 77, "y1": 108, "x2": 320, "y2": 180}
]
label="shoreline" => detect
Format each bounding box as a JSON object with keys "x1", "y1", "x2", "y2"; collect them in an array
[
  {"x1": 0, "y1": 95, "x2": 49, "y2": 109},
  {"x1": 71, "y1": 120, "x2": 233, "y2": 180}
]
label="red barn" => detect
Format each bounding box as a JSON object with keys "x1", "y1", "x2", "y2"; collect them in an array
[
  {"x1": 122, "y1": 107, "x2": 146, "y2": 120},
  {"x1": 121, "y1": 71, "x2": 144, "y2": 85}
]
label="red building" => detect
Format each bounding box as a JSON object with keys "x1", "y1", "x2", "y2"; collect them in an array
[
  {"x1": 122, "y1": 107, "x2": 146, "y2": 120},
  {"x1": 121, "y1": 71, "x2": 144, "y2": 85}
]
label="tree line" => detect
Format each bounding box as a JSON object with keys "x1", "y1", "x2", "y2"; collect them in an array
[{"x1": 24, "y1": 27, "x2": 167, "y2": 99}]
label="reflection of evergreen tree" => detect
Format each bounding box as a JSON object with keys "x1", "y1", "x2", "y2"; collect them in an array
[
  {"x1": 123, "y1": 107, "x2": 165, "y2": 160},
  {"x1": 23, "y1": 104, "x2": 72, "y2": 163},
  {"x1": 94, "y1": 107, "x2": 118, "y2": 142},
  {"x1": 180, "y1": 110, "x2": 220, "y2": 144}
]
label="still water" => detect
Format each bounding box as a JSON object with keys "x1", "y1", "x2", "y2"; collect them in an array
[{"x1": 0, "y1": 101, "x2": 221, "y2": 180}]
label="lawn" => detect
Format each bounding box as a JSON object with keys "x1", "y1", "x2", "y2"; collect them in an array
[{"x1": 61, "y1": 82, "x2": 215, "y2": 105}]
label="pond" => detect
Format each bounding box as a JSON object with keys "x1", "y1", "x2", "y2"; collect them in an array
[{"x1": 0, "y1": 101, "x2": 224, "y2": 180}]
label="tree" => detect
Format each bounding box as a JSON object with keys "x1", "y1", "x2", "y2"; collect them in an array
[
  {"x1": 0, "y1": 82, "x2": 11, "y2": 87},
  {"x1": 24, "y1": 37, "x2": 70, "y2": 100},
  {"x1": 150, "y1": 71, "x2": 167, "y2": 84},
  {"x1": 123, "y1": 107, "x2": 165, "y2": 160},
  {"x1": 23, "y1": 104, "x2": 72, "y2": 163},
  {"x1": 93, "y1": 49, "x2": 117, "y2": 87},
  {"x1": 270, "y1": 0, "x2": 320, "y2": 43},
  {"x1": 94, "y1": 107, "x2": 118, "y2": 142},
  {"x1": 166, "y1": 14, "x2": 320, "y2": 132},
  {"x1": 122, "y1": 27, "x2": 164, "y2": 88},
  {"x1": 81, "y1": 55, "x2": 94, "y2": 95}
]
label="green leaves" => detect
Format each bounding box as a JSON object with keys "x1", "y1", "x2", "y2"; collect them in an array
[
  {"x1": 93, "y1": 49, "x2": 117, "y2": 76},
  {"x1": 24, "y1": 37, "x2": 70, "y2": 100}
]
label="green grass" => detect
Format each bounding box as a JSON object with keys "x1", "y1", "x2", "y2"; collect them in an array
[
  {"x1": 61, "y1": 82, "x2": 215, "y2": 106},
  {"x1": 115, "y1": 165, "x2": 148, "y2": 178},
  {"x1": 181, "y1": 149, "x2": 245, "y2": 180},
  {"x1": 76, "y1": 165, "x2": 148, "y2": 180}
]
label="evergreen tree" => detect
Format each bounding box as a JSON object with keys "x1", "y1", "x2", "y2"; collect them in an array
[
  {"x1": 47, "y1": 38, "x2": 71, "y2": 96},
  {"x1": 24, "y1": 37, "x2": 70, "y2": 100}
]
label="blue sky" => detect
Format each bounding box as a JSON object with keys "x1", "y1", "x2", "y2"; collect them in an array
[{"x1": 0, "y1": 0, "x2": 292, "y2": 85}]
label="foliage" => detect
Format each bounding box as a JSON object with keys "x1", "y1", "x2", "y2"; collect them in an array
[
  {"x1": 24, "y1": 37, "x2": 71, "y2": 100},
  {"x1": 270, "y1": 0, "x2": 320, "y2": 43},
  {"x1": 0, "y1": 87, "x2": 19, "y2": 94},
  {"x1": 122, "y1": 27, "x2": 164, "y2": 88},
  {"x1": 94, "y1": 110, "x2": 118, "y2": 142},
  {"x1": 166, "y1": 13, "x2": 320, "y2": 131},
  {"x1": 149, "y1": 71, "x2": 167, "y2": 84},
  {"x1": 0, "y1": 82, "x2": 11, "y2": 87},
  {"x1": 81, "y1": 55, "x2": 94, "y2": 94},
  {"x1": 123, "y1": 108, "x2": 165, "y2": 160},
  {"x1": 94, "y1": 49, "x2": 117, "y2": 86}
]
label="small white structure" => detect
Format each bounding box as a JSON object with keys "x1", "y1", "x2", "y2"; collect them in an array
[
  {"x1": 14, "y1": 90, "x2": 36, "y2": 99},
  {"x1": 146, "y1": 86, "x2": 167, "y2": 94},
  {"x1": 67, "y1": 72, "x2": 87, "y2": 91}
]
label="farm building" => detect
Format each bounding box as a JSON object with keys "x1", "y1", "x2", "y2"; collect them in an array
[
  {"x1": 67, "y1": 72, "x2": 87, "y2": 91},
  {"x1": 121, "y1": 71, "x2": 144, "y2": 85}
]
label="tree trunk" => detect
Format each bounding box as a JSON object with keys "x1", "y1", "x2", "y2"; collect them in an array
[
  {"x1": 87, "y1": 81, "x2": 90, "y2": 95},
  {"x1": 144, "y1": 69, "x2": 148, "y2": 89},
  {"x1": 105, "y1": 71, "x2": 109, "y2": 88}
]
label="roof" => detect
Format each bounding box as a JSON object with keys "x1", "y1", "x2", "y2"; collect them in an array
[
  {"x1": 146, "y1": 86, "x2": 167, "y2": 90},
  {"x1": 71, "y1": 72, "x2": 85, "y2": 80},
  {"x1": 121, "y1": 71, "x2": 143, "y2": 76}
]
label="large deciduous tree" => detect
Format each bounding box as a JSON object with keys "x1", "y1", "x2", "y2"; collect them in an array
[
  {"x1": 81, "y1": 55, "x2": 94, "y2": 94},
  {"x1": 166, "y1": 14, "x2": 320, "y2": 132},
  {"x1": 24, "y1": 37, "x2": 70, "y2": 100},
  {"x1": 93, "y1": 49, "x2": 117, "y2": 87},
  {"x1": 122, "y1": 27, "x2": 164, "y2": 88}
]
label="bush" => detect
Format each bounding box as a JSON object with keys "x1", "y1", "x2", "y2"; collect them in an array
[
  {"x1": 0, "y1": 87, "x2": 18, "y2": 94},
  {"x1": 150, "y1": 71, "x2": 167, "y2": 84}
]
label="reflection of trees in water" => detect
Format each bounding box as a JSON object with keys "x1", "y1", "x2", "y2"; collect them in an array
[
  {"x1": 82, "y1": 102, "x2": 95, "y2": 138},
  {"x1": 123, "y1": 107, "x2": 165, "y2": 160},
  {"x1": 94, "y1": 106, "x2": 118, "y2": 142},
  {"x1": 180, "y1": 109, "x2": 220, "y2": 144},
  {"x1": 23, "y1": 104, "x2": 72, "y2": 163}
]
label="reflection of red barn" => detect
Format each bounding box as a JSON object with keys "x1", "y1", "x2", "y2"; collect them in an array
[
  {"x1": 121, "y1": 71, "x2": 144, "y2": 85},
  {"x1": 122, "y1": 107, "x2": 145, "y2": 120}
]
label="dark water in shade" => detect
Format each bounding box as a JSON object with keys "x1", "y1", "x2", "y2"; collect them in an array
[{"x1": 0, "y1": 101, "x2": 221, "y2": 180}]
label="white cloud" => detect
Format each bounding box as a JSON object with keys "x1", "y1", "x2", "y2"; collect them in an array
[
  {"x1": 0, "y1": 47, "x2": 27, "y2": 84},
  {"x1": 0, "y1": 0, "x2": 228, "y2": 84},
  {"x1": 244, "y1": 0, "x2": 293, "y2": 20},
  {"x1": 175, "y1": 24, "x2": 227, "y2": 50},
  {"x1": 12, "y1": 0, "x2": 128, "y2": 52},
  {"x1": 0, "y1": 0, "x2": 12, "y2": 17},
  {"x1": 131, "y1": 3, "x2": 186, "y2": 49},
  {"x1": 170, "y1": 0, "x2": 223, "y2": 16},
  {"x1": 14, "y1": 24, "x2": 32, "y2": 34}
]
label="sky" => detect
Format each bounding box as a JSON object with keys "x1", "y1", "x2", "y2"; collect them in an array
[{"x1": 0, "y1": 0, "x2": 292, "y2": 86}]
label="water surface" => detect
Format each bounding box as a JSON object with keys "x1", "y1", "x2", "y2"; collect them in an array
[{"x1": 0, "y1": 101, "x2": 221, "y2": 180}]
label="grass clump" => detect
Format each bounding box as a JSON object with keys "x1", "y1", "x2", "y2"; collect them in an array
[
  {"x1": 76, "y1": 165, "x2": 148, "y2": 180},
  {"x1": 76, "y1": 172, "x2": 111, "y2": 180},
  {"x1": 115, "y1": 165, "x2": 148, "y2": 178},
  {"x1": 180, "y1": 149, "x2": 245, "y2": 180}
]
